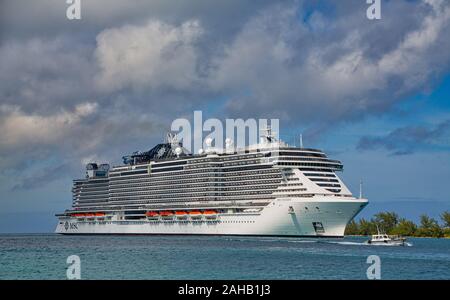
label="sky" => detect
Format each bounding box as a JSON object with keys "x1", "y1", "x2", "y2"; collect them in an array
[{"x1": 0, "y1": 0, "x2": 449, "y2": 233}]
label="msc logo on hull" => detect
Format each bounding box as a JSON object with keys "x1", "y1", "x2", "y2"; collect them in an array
[{"x1": 64, "y1": 221, "x2": 78, "y2": 231}]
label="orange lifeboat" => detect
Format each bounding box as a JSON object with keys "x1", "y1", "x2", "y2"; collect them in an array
[
  {"x1": 94, "y1": 212, "x2": 105, "y2": 220},
  {"x1": 203, "y1": 210, "x2": 218, "y2": 220},
  {"x1": 159, "y1": 211, "x2": 173, "y2": 216},
  {"x1": 160, "y1": 211, "x2": 174, "y2": 219},
  {"x1": 146, "y1": 211, "x2": 159, "y2": 220},
  {"x1": 145, "y1": 211, "x2": 159, "y2": 217},
  {"x1": 175, "y1": 211, "x2": 188, "y2": 220},
  {"x1": 189, "y1": 210, "x2": 203, "y2": 220}
]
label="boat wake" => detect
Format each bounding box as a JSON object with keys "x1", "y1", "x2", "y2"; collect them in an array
[
  {"x1": 224, "y1": 237, "x2": 319, "y2": 243},
  {"x1": 328, "y1": 241, "x2": 413, "y2": 247},
  {"x1": 223, "y1": 237, "x2": 413, "y2": 247},
  {"x1": 320, "y1": 240, "x2": 413, "y2": 247}
]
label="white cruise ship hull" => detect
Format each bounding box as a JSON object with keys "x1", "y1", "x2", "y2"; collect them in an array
[{"x1": 55, "y1": 197, "x2": 367, "y2": 237}]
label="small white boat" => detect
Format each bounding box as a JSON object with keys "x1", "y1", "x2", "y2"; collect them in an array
[{"x1": 367, "y1": 226, "x2": 407, "y2": 246}]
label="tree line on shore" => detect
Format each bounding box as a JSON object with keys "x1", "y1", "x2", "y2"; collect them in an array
[{"x1": 345, "y1": 211, "x2": 450, "y2": 238}]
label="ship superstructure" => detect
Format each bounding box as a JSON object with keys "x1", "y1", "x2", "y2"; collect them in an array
[{"x1": 56, "y1": 130, "x2": 368, "y2": 237}]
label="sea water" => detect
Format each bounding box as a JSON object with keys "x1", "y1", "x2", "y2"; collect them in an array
[{"x1": 0, "y1": 234, "x2": 449, "y2": 279}]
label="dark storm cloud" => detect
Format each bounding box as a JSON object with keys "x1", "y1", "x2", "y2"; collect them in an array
[
  {"x1": 1, "y1": 0, "x2": 450, "y2": 190},
  {"x1": 0, "y1": 37, "x2": 96, "y2": 115},
  {"x1": 357, "y1": 119, "x2": 450, "y2": 155},
  {"x1": 0, "y1": 0, "x2": 278, "y2": 42}
]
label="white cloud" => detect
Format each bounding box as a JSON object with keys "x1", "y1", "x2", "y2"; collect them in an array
[
  {"x1": 0, "y1": 102, "x2": 98, "y2": 149},
  {"x1": 210, "y1": 0, "x2": 450, "y2": 125},
  {"x1": 95, "y1": 19, "x2": 203, "y2": 92}
]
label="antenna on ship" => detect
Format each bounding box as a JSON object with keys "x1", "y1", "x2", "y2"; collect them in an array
[
  {"x1": 359, "y1": 179, "x2": 363, "y2": 199},
  {"x1": 300, "y1": 134, "x2": 303, "y2": 148},
  {"x1": 260, "y1": 125, "x2": 277, "y2": 144}
]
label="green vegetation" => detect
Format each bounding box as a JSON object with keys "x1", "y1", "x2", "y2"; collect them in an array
[{"x1": 345, "y1": 211, "x2": 450, "y2": 238}]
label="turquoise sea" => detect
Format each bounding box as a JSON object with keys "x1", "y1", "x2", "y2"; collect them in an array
[{"x1": 0, "y1": 234, "x2": 449, "y2": 279}]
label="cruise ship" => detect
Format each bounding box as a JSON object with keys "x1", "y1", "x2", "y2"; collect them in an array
[{"x1": 55, "y1": 129, "x2": 368, "y2": 237}]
